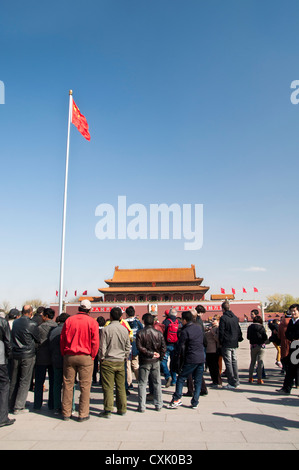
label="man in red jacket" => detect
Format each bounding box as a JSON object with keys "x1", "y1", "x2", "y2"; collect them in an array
[{"x1": 60, "y1": 300, "x2": 99, "y2": 422}]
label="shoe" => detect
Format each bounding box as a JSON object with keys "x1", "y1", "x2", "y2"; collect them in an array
[
  {"x1": 146, "y1": 394, "x2": 154, "y2": 401},
  {"x1": 137, "y1": 408, "x2": 145, "y2": 413},
  {"x1": 13, "y1": 408, "x2": 30, "y2": 414},
  {"x1": 0, "y1": 418, "x2": 15, "y2": 428},
  {"x1": 223, "y1": 384, "x2": 236, "y2": 390},
  {"x1": 257, "y1": 379, "x2": 264, "y2": 385},
  {"x1": 62, "y1": 415, "x2": 72, "y2": 421},
  {"x1": 275, "y1": 361, "x2": 283, "y2": 368},
  {"x1": 78, "y1": 415, "x2": 90, "y2": 422},
  {"x1": 211, "y1": 384, "x2": 221, "y2": 389},
  {"x1": 164, "y1": 377, "x2": 172, "y2": 388},
  {"x1": 190, "y1": 404, "x2": 198, "y2": 409},
  {"x1": 167, "y1": 400, "x2": 182, "y2": 409},
  {"x1": 248, "y1": 378, "x2": 254, "y2": 383},
  {"x1": 117, "y1": 411, "x2": 126, "y2": 416},
  {"x1": 99, "y1": 411, "x2": 112, "y2": 419},
  {"x1": 276, "y1": 388, "x2": 290, "y2": 395},
  {"x1": 126, "y1": 389, "x2": 131, "y2": 396},
  {"x1": 155, "y1": 407, "x2": 162, "y2": 412},
  {"x1": 200, "y1": 390, "x2": 208, "y2": 396}
]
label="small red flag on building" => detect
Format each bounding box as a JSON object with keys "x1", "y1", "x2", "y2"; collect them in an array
[
  {"x1": 253, "y1": 287, "x2": 258, "y2": 292},
  {"x1": 221, "y1": 288, "x2": 225, "y2": 294},
  {"x1": 82, "y1": 290, "x2": 87, "y2": 295},
  {"x1": 65, "y1": 291, "x2": 68, "y2": 297},
  {"x1": 242, "y1": 287, "x2": 247, "y2": 293},
  {"x1": 232, "y1": 288, "x2": 236, "y2": 295},
  {"x1": 56, "y1": 290, "x2": 58, "y2": 297},
  {"x1": 71, "y1": 98, "x2": 91, "y2": 141},
  {"x1": 74, "y1": 290, "x2": 77, "y2": 297}
]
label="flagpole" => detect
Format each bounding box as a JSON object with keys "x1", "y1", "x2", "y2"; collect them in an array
[{"x1": 58, "y1": 90, "x2": 73, "y2": 314}]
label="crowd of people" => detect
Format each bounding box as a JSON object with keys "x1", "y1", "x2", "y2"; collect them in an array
[{"x1": 0, "y1": 299, "x2": 298, "y2": 427}]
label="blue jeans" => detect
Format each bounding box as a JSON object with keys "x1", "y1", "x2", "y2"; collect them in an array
[
  {"x1": 160, "y1": 344, "x2": 177, "y2": 384},
  {"x1": 173, "y1": 363, "x2": 204, "y2": 407}
]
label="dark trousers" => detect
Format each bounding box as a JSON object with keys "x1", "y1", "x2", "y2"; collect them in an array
[
  {"x1": 206, "y1": 352, "x2": 222, "y2": 385},
  {"x1": 9, "y1": 356, "x2": 36, "y2": 411},
  {"x1": 0, "y1": 364, "x2": 10, "y2": 424},
  {"x1": 187, "y1": 373, "x2": 207, "y2": 394},
  {"x1": 34, "y1": 364, "x2": 54, "y2": 410},
  {"x1": 283, "y1": 354, "x2": 299, "y2": 392}
]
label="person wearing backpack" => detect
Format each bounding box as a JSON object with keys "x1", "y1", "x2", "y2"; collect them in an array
[{"x1": 160, "y1": 308, "x2": 181, "y2": 388}]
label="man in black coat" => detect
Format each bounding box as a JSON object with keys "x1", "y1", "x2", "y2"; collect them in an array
[
  {"x1": 219, "y1": 301, "x2": 243, "y2": 389},
  {"x1": 9, "y1": 305, "x2": 40, "y2": 414},
  {"x1": 277, "y1": 303, "x2": 299, "y2": 394},
  {"x1": 167, "y1": 310, "x2": 205, "y2": 410},
  {"x1": 0, "y1": 316, "x2": 15, "y2": 427}
]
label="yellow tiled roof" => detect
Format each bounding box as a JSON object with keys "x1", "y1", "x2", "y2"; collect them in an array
[{"x1": 105, "y1": 265, "x2": 202, "y2": 284}]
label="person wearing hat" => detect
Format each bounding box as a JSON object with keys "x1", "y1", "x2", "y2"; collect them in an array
[{"x1": 60, "y1": 299, "x2": 99, "y2": 422}]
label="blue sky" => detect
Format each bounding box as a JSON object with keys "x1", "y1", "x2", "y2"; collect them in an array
[{"x1": 1, "y1": 0, "x2": 299, "y2": 308}]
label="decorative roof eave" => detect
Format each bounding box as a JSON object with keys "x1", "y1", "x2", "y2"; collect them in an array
[
  {"x1": 98, "y1": 285, "x2": 210, "y2": 293},
  {"x1": 104, "y1": 279, "x2": 204, "y2": 286}
]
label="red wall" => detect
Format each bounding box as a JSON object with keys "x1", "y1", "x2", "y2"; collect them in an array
[{"x1": 51, "y1": 300, "x2": 262, "y2": 323}]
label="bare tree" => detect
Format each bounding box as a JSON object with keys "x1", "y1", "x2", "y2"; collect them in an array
[
  {"x1": 23, "y1": 298, "x2": 45, "y2": 311},
  {"x1": 0, "y1": 300, "x2": 11, "y2": 314}
]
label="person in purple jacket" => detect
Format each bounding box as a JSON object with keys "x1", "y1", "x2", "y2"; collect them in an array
[{"x1": 167, "y1": 310, "x2": 205, "y2": 410}]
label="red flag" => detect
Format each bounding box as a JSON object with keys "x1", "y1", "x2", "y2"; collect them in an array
[
  {"x1": 242, "y1": 287, "x2": 247, "y2": 293},
  {"x1": 232, "y1": 288, "x2": 236, "y2": 295},
  {"x1": 71, "y1": 98, "x2": 91, "y2": 141},
  {"x1": 65, "y1": 291, "x2": 68, "y2": 297},
  {"x1": 253, "y1": 287, "x2": 258, "y2": 293},
  {"x1": 56, "y1": 290, "x2": 58, "y2": 297},
  {"x1": 221, "y1": 288, "x2": 225, "y2": 294},
  {"x1": 74, "y1": 290, "x2": 77, "y2": 297},
  {"x1": 82, "y1": 290, "x2": 87, "y2": 295}
]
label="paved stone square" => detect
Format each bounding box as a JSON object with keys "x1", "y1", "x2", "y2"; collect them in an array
[{"x1": 1, "y1": 327, "x2": 299, "y2": 450}]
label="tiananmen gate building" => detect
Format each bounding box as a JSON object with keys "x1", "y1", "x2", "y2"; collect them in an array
[
  {"x1": 98, "y1": 265, "x2": 209, "y2": 303},
  {"x1": 51, "y1": 265, "x2": 263, "y2": 322}
]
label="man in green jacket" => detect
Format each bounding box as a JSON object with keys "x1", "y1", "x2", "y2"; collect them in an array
[{"x1": 99, "y1": 307, "x2": 131, "y2": 418}]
